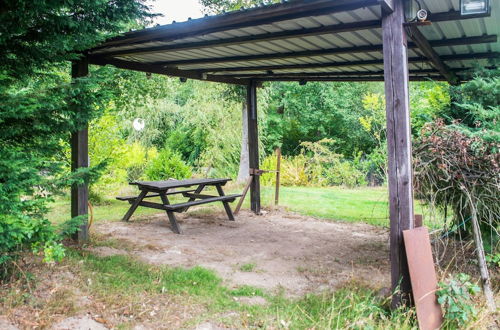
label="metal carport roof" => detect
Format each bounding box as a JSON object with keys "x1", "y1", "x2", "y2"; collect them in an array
[{"x1": 87, "y1": 0, "x2": 498, "y2": 84}]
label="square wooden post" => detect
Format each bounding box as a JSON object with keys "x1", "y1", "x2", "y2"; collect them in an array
[
  {"x1": 71, "y1": 57, "x2": 89, "y2": 243},
  {"x1": 381, "y1": 0, "x2": 415, "y2": 307},
  {"x1": 247, "y1": 80, "x2": 261, "y2": 214}
]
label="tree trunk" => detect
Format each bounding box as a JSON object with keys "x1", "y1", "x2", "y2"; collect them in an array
[
  {"x1": 465, "y1": 190, "x2": 496, "y2": 311},
  {"x1": 237, "y1": 101, "x2": 249, "y2": 183}
]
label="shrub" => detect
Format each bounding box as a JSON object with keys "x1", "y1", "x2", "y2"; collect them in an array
[
  {"x1": 146, "y1": 147, "x2": 192, "y2": 180},
  {"x1": 0, "y1": 215, "x2": 74, "y2": 280},
  {"x1": 437, "y1": 273, "x2": 480, "y2": 327},
  {"x1": 414, "y1": 119, "x2": 499, "y2": 248},
  {"x1": 261, "y1": 141, "x2": 365, "y2": 187}
]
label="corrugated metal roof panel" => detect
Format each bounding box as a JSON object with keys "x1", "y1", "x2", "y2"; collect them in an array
[{"x1": 87, "y1": 0, "x2": 498, "y2": 83}]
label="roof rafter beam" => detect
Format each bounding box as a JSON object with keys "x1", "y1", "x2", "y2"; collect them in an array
[
  {"x1": 405, "y1": 25, "x2": 459, "y2": 84},
  {"x1": 198, "y1": 51, "x2": 498, "y2": 73},
  {"x1": 220, "y1": 68, "x2": 440, "y2": 78},
  {"x1": 197, "y1": 51, "x2": 498, "y2": 73},
  {"x1": 88, "y1": 57, "x2": 249, "y2": 85},
  {"x1": 253, "y1": 76, "x2": 445, "y2": 82},
  {"x1": 147, "y1": 35, "x2": 496, "y2": 67},
  {"x1": 94, "y1": 0, "x2": 379, "y2": 50}
]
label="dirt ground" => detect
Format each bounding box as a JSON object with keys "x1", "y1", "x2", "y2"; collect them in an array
[{"x1": 92, "y1": 209, "x2": 391, "y2": 296}]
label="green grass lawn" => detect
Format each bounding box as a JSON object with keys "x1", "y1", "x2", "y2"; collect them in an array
[{"x1": 47, "y1": 185, "x2": 431, "y2": 228}]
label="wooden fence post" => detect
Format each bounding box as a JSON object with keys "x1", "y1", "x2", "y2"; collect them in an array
[{"x1": 275, "y1": 148, "x2": 281, "y2": 206}]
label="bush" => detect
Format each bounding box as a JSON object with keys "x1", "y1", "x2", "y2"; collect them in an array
[
  {"x1": 146, "y1": 147, "x2": 192, "y2": 180},
  {"x1": 0, "y1": 215, "x2": 73, "y2": 280},
  {"x1": 437, "y1": 273, "x2": 480, "y2": 327},
  {"x1": 261, "y1": 140, "x2": 365, "y2": 187},
  {"x1": 414, "y1": 119, "x2": 499, "y2": 249}
]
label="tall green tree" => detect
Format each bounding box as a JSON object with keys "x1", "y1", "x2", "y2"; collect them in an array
[{"x1": 0, "y1": 0, "x2": 152, "y2": 271}]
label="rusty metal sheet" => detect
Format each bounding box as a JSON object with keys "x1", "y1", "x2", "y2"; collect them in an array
[{"x1": 403, "y1": 227, "x2": 443, "y2": 330}]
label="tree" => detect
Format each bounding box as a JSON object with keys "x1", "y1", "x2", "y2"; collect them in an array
[
  {"x1": 198, "y1": 0, "x2": 281, "y2": 183},
  {"x1": 0, "y1": 0, "x2": 152, "y2": 272}
]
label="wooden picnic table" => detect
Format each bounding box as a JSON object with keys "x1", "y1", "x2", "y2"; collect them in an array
[{"x1": 116, "y1": 178, "x2": 241, "y2": 234}]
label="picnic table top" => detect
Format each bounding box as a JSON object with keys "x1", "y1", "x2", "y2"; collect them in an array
[{"x1": 131, "y1": 178, "x2": 231, "y2": 191}]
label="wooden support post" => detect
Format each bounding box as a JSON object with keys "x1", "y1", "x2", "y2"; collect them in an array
[
  {"x1": 382, "y1": 0, "x2": 415, "y2": 308},
  {"x1": 275, "y1": 148, "x2": 281, "y2": 206},
  {"x1": 247, "y1": 80, "x2": 261, "y2": 214},
  {"x1": 71, "y1": 57, "x2": 90, "y2": 243}
]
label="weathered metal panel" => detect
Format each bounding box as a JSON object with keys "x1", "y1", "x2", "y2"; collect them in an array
[{"x1": 403, "y1": 227, "x2": 443, "y2": 330}]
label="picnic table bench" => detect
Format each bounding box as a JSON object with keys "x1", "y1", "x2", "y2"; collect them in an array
[{"x1": 116, "y1": 178, "x2": 241, "y2": 234}]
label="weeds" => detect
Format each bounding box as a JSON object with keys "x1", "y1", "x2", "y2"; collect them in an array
[{"x1": 239, "y1": 263, "x2": 256, "y2": 272}]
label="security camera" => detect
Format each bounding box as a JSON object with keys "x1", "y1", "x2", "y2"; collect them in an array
[{"x1": 416, "y1": 9, "x2": 428, "y2": 21}]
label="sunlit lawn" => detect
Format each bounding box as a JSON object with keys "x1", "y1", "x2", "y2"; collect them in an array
[{"x1": 48, "y1": 185, "x2": 430, "y2": 228}]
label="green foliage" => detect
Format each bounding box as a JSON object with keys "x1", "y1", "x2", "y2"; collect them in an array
[
  {"x1": 262, "y1": 140, "x2": 365, "y2": 187},
  {"x1": 200, "y1": 0, "x2": 280, "y2": 14},
  {"x1": 72, "y1": 251, "x2": 416, "y2": 328},
  {"x1": 0, "y1": 0, "x2": 153, "y2": 78},
  {"x1": 485, "y1": 253, "x2": 500, "y2": 268},
  {"x1": 450, "y1": 71, "x2": 500, "y2": 144},
  {"x1": 0, "y1": 0, "x2": 152, "y2": 275},
  {"x1": 239, "y1": 263, "x2": 256, "y2": 272},
  {"x1": 414, "y1": 70, "x2": 499, "y2": 245},
  {"x1": 437, "y1": 273, "x2": 481, "y2": 326},
  {"x1": 264, "y1": 82, "x2": 376, "y2": 157},
  {"x1": 145, "y1": 147, "x2": 192, "y2": 181}
]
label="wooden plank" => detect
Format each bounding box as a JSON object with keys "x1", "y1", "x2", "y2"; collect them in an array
[
  {"x1": 255, "y1": 76, "x2": 445, "y2": 82},
  {"x1": 163, "y1": 195, "x2": 241, "y2": 210},
  {"x1": 225, "y1": 68, "x2": 440, "y2": 79},
  {"x1": 131, "y1": 178, "x2": 231, "y2": 191},
  {"x1": 215, "y1": 184, "x2": 236, "y2": 221},
  {"x1": 234, "y1": 176, "x2": 253, "y2": 215},
  {"x1": 403, "y1": 227, "x2": 443, "y2": 330},
  {"x1": 381, "y1": 0, "x2": 415, "y2": 308},
  {"x1": 71, "y1": 57, "x2": 90, "y2": 243},
  {"x1": 136, "y1": 200, "x2": 168, "y2": 211},
  {"x1": 406, "y1": 25, "x2": 459, "y2": 85},
  {"x1": 275, "y1": 148, "x2": 281, "y2": 206},
  {"x1": 247, "y1": 81, "x2": 261, "y2": 214},
  {"x1": 159, "y1": 193, "x2": 182, "y2": 234},
  {"x1": 122, "y1": 190, "x2": 147, "y2": 222},
  {"x1": 88, "y1": 57, "x2": 249, "y2": 86},
  {"x1": 415, "y1": 214, "x2": 423, "y2": 228}
]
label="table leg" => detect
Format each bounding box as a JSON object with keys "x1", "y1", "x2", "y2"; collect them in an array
[
  {"x1": 122, "y1": 190, "x2": 148, "y2": 222},
  {"x1": 160, "y1": 193, "x2": 182, "y2": 234},
  {"x1": 215, "y1": 184, "x2": 235, "y2": 221}
]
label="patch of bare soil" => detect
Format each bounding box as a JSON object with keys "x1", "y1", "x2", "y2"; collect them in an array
[{"x1": 92, "y1": 209, "x2": 391, "y2": 296}]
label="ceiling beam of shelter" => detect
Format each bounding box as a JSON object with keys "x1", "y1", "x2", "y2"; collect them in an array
[
  {"x1": 429, "y1": 9, "x2": 491, "y2": 22},
  {"x1": 150, "y1": 35, "x2": 496, "y2": 67},
  {"x1": 254, "y1": 76, "x2": 445, "y2": 82},
  {"x1": 406, "y1": 25, "x2": 459, "y2": 84},
  {"x1": 221, "y1": 69, "x2": 441, "y2": 78},
  {"x1": 199, "y1": 51, "x2": 498, "y2": 73},
  {"x1": 88, "y1": 57, "x2": 249, "y2": 85},
  {"x1": 93, "y1": 0, "x2": 379, "y2": 50},
  {"x1": 97, "y1": 20, "x2": 381, "y2": 58}
]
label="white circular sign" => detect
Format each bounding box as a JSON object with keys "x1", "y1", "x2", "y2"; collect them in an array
[{"x1": 133, "y1": 118, "x2": 145, "y2": 131}]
